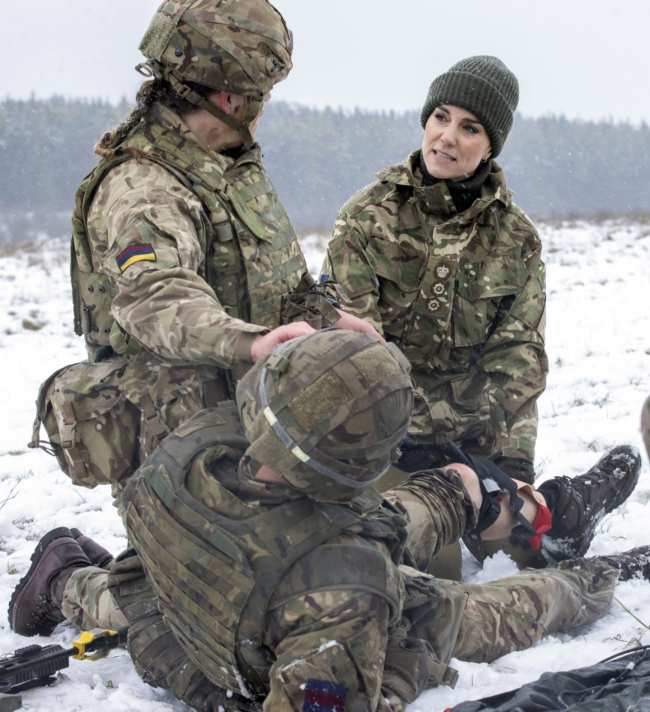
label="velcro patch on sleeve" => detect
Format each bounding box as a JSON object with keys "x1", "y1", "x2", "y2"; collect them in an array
[
  {"x1": 303, "y1": 679, "x2": 347, "y2": 712},
  {"x1": 116, "y1": 244, "x2": 157, "y2": 272}
]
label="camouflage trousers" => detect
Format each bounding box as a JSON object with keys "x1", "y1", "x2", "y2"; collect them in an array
[
  {"x1": 62, "y1": 557, "x2": 615, "y2": 670},
  {"x1": 420, "y1": 563, "x2": 615, "y2": 664},
  {"x1": 63, "y1": 470, "x2": 616, "y2": 670},
  {"x1": 386, "y1": 470, "x2": 616, "y2": 663},
  {"x1": 62, "y1": 565, "x2": 127, "y2": 630}
]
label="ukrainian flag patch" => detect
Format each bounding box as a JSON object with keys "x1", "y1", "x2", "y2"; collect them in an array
[{"x1": 116, "y1": 244, "x2": 157, "y2": 272}]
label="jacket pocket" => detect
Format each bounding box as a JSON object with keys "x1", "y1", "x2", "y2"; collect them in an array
[{"x1": 453, "y1": 257, "x2": 526, "y2": 347}]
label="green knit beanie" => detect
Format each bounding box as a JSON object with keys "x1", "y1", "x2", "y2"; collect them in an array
[{"x1": 420, "y1": 55, "x2": 519, "y2": 158}]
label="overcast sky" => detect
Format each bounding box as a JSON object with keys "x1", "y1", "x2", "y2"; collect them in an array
[{"x1": 3, "y1": 0, "x2": 649, "y2": 123}]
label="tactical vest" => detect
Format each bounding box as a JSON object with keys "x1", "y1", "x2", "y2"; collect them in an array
[
  {"x1": 121, "y1": 403, "x2": 405, "y2": 700},
  {"x1": 71, "y1": 114, "x2": 307, "y2": 361}
]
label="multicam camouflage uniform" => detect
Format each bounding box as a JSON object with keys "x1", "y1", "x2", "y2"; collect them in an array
[
  {"x1": 61, "y1": 333, "x2": 614, "y2": 712},
  {"x1": 73, "y1": 104, "x2": 323, "y2": 458},
  {"x1": 323, "y1": 153, "x2": 548, "y2": 481},
  {"x1": 65, "y1": 0, "x2": 336, "y2": 476}
]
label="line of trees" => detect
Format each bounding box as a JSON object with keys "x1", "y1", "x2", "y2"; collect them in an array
[{"x1": 1, "y1": 95, "x2": 649, "y2": 241}]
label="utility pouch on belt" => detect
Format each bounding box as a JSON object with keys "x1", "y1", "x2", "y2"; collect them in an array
[{"x1": 29, "y1": 357, "x2": 139, "y2": 488}]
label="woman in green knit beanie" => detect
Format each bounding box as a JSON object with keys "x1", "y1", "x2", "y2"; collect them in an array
[
  {"x1": 419, "y1": 55, "x2": 518, "y2": 178},
  {"x1": 323, "y1": 55, "x2": 547, "y2": 499}
]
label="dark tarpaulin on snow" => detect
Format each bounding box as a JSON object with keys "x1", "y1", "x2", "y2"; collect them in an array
[{"x1": 450, "y1": 646, "x2": 650, "y2": 711}]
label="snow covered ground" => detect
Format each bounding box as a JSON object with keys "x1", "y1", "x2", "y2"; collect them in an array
[{"x1": 0, "y1": 220, "x2": 649, "y2": 711}]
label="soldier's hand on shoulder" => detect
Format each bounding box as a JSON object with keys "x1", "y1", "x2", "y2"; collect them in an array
[{"x1": 250, "y1": 322, "x2": 316, "y2": 362}]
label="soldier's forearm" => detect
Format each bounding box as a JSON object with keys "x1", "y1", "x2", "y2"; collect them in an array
[{"x1": 112, "y1": 267, "x2": 267, "y2": 366}]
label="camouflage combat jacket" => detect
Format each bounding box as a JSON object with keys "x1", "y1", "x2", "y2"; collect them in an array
[
  {"x1": 68, "y1": 103, "x2": 327, "y2": 456},
  {"x1": 323, "y1": 152, "x2": 548, "y2": 470},
  {"x1": 73, "y1": 103, "x2": 310, "y2": 366},
  {"x1": 120, "y1": 406, "x2": 461, "y2": 712}
]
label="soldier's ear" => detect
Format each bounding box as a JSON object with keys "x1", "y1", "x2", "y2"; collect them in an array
[{"x1": 208, "y1": 90, "x2": 246, "y2": 117}]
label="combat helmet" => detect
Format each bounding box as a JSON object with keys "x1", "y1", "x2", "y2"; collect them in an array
[
  {"x1": 137, "y1": 0, "x2": 293, "y2": 147},
  {"x1": 237, "y1": 330, "x2": 414, "y2": 502}
]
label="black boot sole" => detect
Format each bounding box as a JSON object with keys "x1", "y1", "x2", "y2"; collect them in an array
[{"x1": 8, "y1": 526, "x2": 74, "y2": 636}]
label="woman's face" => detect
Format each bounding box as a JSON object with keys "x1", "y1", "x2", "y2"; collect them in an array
[{"x1": 421, "y1": 104, "x2": 491, "y2": 181}]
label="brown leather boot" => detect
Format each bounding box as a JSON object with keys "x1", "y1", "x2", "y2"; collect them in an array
[
  {"x1": 70, "y1": 528, "x2": 114, "y2": 569},
  {"x1": 8, "y1": 527, "x2": 91, "y2": 636}
]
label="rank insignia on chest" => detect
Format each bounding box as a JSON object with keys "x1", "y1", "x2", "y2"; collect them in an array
[
  {"x1": 116, "y1": 244, "x2": 157, "y2": 272},
  {"x1": 303, "y1": 679, "x2": 347, "y2": 712}
]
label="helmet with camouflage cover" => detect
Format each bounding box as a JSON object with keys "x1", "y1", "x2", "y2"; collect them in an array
[
  {"x1": 236, "y1": 330, "x2": 414, "y2": 502},
  {"x1": 138, "y1": 0, "x2": 293, "y2": 147}
]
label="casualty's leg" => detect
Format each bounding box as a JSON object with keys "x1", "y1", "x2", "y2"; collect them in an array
[
  {"x1": 386, "y1": 464, "x2": 540, "y2": 577},
  {"x1": 385, "y1": 468, "x2": 476, "y2": 574},
  {"x1": 62, "y1": 566, "x2": 127, "y2": 630},
  {"x1": 8, "y1": 527, "x2": 125, "y2": 635},
  {"x1": 414, "y1": 544, "x2": 650, "y2": 665},
  {"x1": 465, "y1": 445, "x2": 642, "y2": 568},
  {"x1": 417, "y1": 558, "x2": 618, "y2": 664}
]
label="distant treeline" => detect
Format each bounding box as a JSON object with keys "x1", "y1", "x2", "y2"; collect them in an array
[{"x1": 1, "y1": 95, "x2": 649, "y2": 241}]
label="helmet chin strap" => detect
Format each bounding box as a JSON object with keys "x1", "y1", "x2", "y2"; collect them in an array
[
  {"x1": 137, "y1": 61, "x2": 257, "y2": 149},
  {"x1": 166, "y1": 72, "x2": 256, "y2": 150}
]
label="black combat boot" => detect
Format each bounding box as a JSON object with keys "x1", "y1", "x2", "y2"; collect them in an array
[
  {"x1": 588, "y1": 545, "x2": 650, "y2": 582},
  {"x1": 70, "y1": 528, "x2": 114, "y2": 569},
  {"x1": 8, "y1": 527, "x2": 92, "y2": 636},
  {"x1": 538, "y1": 445, "x2": 642, "y2": 563}
]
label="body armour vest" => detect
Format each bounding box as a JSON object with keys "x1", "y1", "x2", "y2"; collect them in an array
[
  {"x1": 121, "y1": 403, "x2": 406, "y2": 701},
  {"x1": 70, "y1": 113, "x2": 307, "y2": 362}
]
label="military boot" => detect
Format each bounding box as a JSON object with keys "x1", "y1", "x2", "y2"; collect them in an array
[
  {"x1": 8, "y1": 527, "x2": 92, "y2": 636},
  {"x1": 70, "y1": 528, "x2": 114, "y2": 569},
  {"x1": 538, "y1": 445, "x2": 641, "y2": 563},
  {"x1": 587, "y1": 545, "x2": 650, "y2": 582},
  {"x1": 641, "y1": 395, "x2": 650, "y2": 462}
]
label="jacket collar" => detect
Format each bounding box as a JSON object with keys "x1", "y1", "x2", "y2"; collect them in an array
[
  {"x1": 152, "y1": 103, "x2": 263, "y2": 174},
  {"x1": 377, "y1": 150, "x2": 511, "y2": 221}
]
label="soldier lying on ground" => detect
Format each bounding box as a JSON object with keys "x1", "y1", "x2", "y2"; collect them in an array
[{"x1": 9, "y1": 331, "x2": 647, "y2": 712}]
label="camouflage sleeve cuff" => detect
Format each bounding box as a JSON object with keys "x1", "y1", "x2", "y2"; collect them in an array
[
  {"x1": 231, "y1": 329, "x2": 268, "y2": 364},
  {"x1": 442, "y1": 467, "x2": 480, "y2": 533},
  {"x1": 319, "y1": 298, "x2": 342, "y2": 327}
]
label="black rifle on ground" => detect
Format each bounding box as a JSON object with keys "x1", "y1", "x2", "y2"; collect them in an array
[{"x1": 0, "y1": 628, "x2": 127, "y2": 696}]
